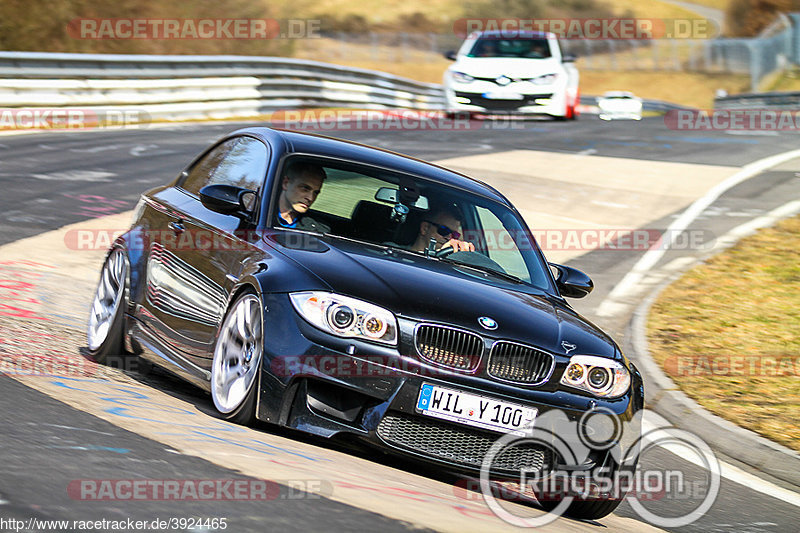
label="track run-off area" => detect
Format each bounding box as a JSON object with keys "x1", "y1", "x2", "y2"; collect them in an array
[{"x1": 1, "y1": 116, "x2": 799, "y2": 532}]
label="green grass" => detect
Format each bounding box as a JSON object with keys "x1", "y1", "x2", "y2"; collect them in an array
[{"x1": 648, "y1": 214, "x2": 800, "y2": 452}]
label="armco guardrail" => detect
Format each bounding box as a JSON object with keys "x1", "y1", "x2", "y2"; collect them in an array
[
  {"x1": 715, "y1": 90, "x2": 800, "y2": 110},
  {"x1": 0, "y1": 51, "x2": 446, "y2": 122}
]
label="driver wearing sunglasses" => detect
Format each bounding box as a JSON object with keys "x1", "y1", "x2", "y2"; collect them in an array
[{"x1": 410, "y1": 208, "x2": 475, "y2": 253}]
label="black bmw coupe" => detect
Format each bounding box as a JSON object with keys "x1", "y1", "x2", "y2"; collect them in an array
[{"x1": 87, "y1": 127, "x2": 644, "y2": 519}]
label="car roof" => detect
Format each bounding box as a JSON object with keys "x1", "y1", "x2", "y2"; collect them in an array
[{"x1": 234, "y1": 126, "x2": 512, "y2": 205}]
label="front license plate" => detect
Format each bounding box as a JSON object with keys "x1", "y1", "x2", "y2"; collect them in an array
[
  {"x1": 482, "y1": 91, "x2": 524, "y2": 100},
  {"x1": 416, "y1": 383, "x2": 537, "y2": 435}
]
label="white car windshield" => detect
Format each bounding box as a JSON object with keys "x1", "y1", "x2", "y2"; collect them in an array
[{"x1": 466, "y1": 37, "x2": 551, "y2": 59}]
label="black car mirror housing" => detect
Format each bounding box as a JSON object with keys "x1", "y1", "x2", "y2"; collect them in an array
[
  {"x1": 549, "y1": 263, "x2": 594, "y2": 298},
  {"x1": 199, "y1": 184, "x2": 256, "y2": 217}
]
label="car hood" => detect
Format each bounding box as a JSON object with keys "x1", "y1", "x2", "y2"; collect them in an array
[
  {"x1": 451, "y1": 57, "x2": 563, "y2": 78},
  {"x1": 268, "y1": 233, "x2": 618, "y2": 358}
]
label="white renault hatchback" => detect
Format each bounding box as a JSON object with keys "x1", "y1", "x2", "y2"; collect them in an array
[
  {"x1": 597, "y1": 91, "x2": 643, "y2": 120},
  {"x1": 444, "y1": 30, "x2": 579, "y2": 120}
]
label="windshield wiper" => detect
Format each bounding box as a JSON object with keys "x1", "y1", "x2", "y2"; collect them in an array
[{"x1": 440, "y1": 257, "x2": 525, "y2": 284}]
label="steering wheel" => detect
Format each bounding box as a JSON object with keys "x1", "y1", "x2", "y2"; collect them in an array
[{"x1": 432, "y1": 245, "x2": 455, "y2": 258}]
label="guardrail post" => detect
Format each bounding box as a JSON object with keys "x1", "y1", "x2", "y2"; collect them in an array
[
  {"x1": 612, "y1": 39, "x2": 619, "y2": 70},
  {"x1": 583, "y1": 39, "x2": 593, "y2": 69},
  {"x1": 703, "y1": 40, "x2": 712, "y2": 71},
  {"x1": 687, "y1": 40, "x2": 696, "y2": 71},
  {"x1": 672, "y1": 39, "x2": 680, "y2": 70},
  {"x1": 790, "y1": 14, "x2": 800, "y2": 64},
  {"x1": 748, "y1": 40, "x2": 759, "y2": 92},
  {"x1": 652, "y1": 39, "x2": 659, "y2": 69}
]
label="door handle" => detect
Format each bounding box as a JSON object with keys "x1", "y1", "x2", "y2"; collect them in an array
[{"x1": 168, "y1": 220, "x2": 185, "y2": 234}]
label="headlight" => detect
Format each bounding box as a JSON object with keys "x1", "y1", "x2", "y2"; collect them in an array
[
  {"x1": 560, "y1": 355, "x2": 630, "y2": 398},
  {"x1": 531, "y1": 73, "x2": 558, "y2": 85},
  {"x1": 289, "y1": 292, "x2": 398, "y2": 345},
  {"x1": 451, "y1": 71, "x2": 474, "y2": 83}
]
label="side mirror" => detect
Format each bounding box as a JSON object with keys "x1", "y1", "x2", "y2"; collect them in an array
[
  {"x1": 562, "y1": 54, "x2": 577, "y2": 63},
  {"x1": 549, "y1": 263, "x2": 593, "y2": 298},
  {"x1": 444, "y1": 51, "x2": 457, "y2": 61},
  {"x1": 199, "y1": 184, "x2": 256, "y2": 217}
]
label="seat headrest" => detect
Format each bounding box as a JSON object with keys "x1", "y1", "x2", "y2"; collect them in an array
[{"x1": 350, "y1": 201, "x2": 395, "y2": 243}]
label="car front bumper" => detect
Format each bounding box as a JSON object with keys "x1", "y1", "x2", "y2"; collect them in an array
[
  {"x1": 256, "y1": 293, "x2": 645, "y2": 479},
  {"x1": 445, "y1": 82, "x2": 568, "y2": 116}
]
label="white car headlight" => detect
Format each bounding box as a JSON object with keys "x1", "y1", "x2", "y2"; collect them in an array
[
  {"x1": 560, "y1": 355, "x2": 631, "y2": 398},
  {"x1": 531, "y1": 73, "x2": 558, "y2": 85},
  {"x1": 451, "y1": 71, "x2": 474, "y2": 83},
  {"x1": 289, "y1": 292, "x2": 398, "y2": 346}
]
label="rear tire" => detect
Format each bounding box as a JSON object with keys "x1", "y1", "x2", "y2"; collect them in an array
[{"x1": 211, "y1": 291, "x2": 263, "y2": 426}]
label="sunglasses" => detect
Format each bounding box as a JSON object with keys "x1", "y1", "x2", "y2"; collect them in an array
[{"x1": 425, "y1": 220, "x2": 461, "y2": 240}]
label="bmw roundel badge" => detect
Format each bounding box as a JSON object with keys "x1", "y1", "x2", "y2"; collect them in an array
[{"x1": 478, "y1": 316, "x2": 498, "y2": 330}]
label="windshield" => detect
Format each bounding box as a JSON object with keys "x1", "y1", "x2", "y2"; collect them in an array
[
  {"x1": 272, "y1": 155, "x2": 553, "y2": 291},
  {"x1": 466, "y1": 37, "x2": 551, "y2": 58}
]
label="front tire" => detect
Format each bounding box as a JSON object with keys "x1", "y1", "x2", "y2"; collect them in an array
[
  {"x1": 535, "y1": 460, "x2": 635, "y2": 520},
  {"x1": 211, "y1": 291, "x2": 263, "y2": 425},
  {"x1": 87, "y1": 248, "x2": 129, "y2": 365}
]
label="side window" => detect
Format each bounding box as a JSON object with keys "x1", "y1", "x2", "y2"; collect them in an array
[
  {"x1": 180, "y1": 137, "x2": 268, "y2": 196},
  {"x1": 309, "y1": 167, "x2": 384, "y2": 218}
]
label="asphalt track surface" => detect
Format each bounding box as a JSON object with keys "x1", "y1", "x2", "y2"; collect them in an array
[{"x1": 1, "y1": 117, "x2": 799, "y2": 532}]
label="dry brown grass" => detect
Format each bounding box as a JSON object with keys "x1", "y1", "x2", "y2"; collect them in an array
[
  {"x1": 763, "y1": 67, "x2": 800, "y2": 92},
  {"x1": 676, "y1": 0, "x2": 732, "y2": 10},
  {"x1": 580, "y1": 71, "x2": 749, "y2": 108},
  {"x1": 273, "y1": 0, "x2": 705, "y2": 25},
  {"x1": 608, "y1": 0, "x2": 702, "y2": 19},
  {"x1": 648, "y1": 215, "x2": 800, "y2": 452}
]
